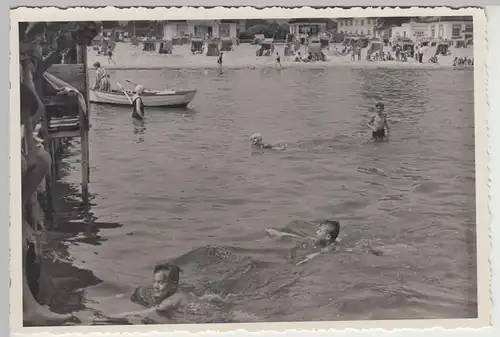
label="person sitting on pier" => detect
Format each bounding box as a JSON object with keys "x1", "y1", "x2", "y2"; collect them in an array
[
  {"x1": 20, "y1": 82, "x2": 74, "y2": 327},
  {"x1": 19, "y1": 21, "x2": 99, "y2": 327},
  {"x1": 132, "y1": 85, "x2": 146, "y2": 120},
  {"x1": 93, "y1": 62, "x2": 111, "y2": 91}
]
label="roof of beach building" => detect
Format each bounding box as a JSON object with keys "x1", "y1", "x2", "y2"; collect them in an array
[
  {"x1": 162, "y1": 19, "x2": 241, "y2": 24},
  {"x1": 287, "y1": 18, "x2": 331, "y2": 24},
  {"x1": 415, "y1": 16, "x2": 473, "y2": 23}
]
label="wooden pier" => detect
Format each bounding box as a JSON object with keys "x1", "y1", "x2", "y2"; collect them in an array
[{"x1": 39, "y1": 45, "x2": 91, "y2": 226}]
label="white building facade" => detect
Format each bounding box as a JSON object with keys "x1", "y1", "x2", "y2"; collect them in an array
[
  {"x1": 288, "y1": 19, "x2": 327, "y2": 37},
  {"x1": 426, "y1": 20, "x2": 473, "y2": 40},
  {"x1": 337, "y1": 17, "x2": 380, "y2": 37},
  {"x1": 390, "y1": 18, "x2": 473, "y2": 42},
  {"x1": 391, "y1": 22, "x2": 428, "y2": 41},
  {"x1": 162, "y1": 20, "x2": 240, "y2": 39}
]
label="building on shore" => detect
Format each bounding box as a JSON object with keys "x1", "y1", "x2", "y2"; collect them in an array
[
  {"x1": 287, "y1": 18, "x2": 329, "y2": 37},
  {"x1": 162, "y1": 20, "x2": 242, "y2": 39},
  {"x1": 100, "y1": 21, "x2": 161, "y2": 39},
  {"x1": 424, "y1": 16, "x2": 473, "y2": 42},
  {"x1": 391, "y1": 21, "x2": 428, "y2": 41},
  {"x1": 391, "y1": 16, "x2": 473, "y2": 43},
  {"x1": 337, "y1": 17, "x2": 381, "y2": 37}
]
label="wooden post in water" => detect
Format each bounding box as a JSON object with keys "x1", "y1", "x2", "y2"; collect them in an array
[{"x1": 78, "y1": 44, "x2": 90, "y2": 225}]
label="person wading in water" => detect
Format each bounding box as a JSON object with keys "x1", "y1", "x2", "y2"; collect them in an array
[
  {"x1": 132, "y1": 85, "x2": 146, "y2": 120},
  {"x1": 217, "y1": 52, "x2": 223, "y2": 75}
]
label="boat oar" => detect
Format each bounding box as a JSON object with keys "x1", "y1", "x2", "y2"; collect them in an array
[
  {"x1": 117, "y1": 82, "x2": 133, "y2": 105},
  {"x1": 125, "y1": 79, "x2": 138, "y2": 86},
  {"x1": 126, "y1": 79, "x2": 152, "y2": 92}
]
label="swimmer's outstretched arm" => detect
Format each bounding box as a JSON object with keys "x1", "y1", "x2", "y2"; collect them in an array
[
  {"x1": 296, "y1": 252, "x2": 321, "y2": 266},
  {"x1": 265, "y1": 228, "x2": 302, "y2": 239},
  {"x1": 105, "y1": 293, "x2": 185, "y2": 320},
  {"x1": 294, "y1": 244, "x2": 336, "y2": 265}
]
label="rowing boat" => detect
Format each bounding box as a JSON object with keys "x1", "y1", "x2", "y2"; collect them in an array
[{"x1": 89, "y1": 88, "x2": 197, "y2": 108}]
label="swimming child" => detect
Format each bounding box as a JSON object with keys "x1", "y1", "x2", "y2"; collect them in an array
[
  {"x1": 97, "y1": 263, "x2": 189, "y2": 323},
  {"x1": 130, "y1": 263, "x2": 184, "y2": 308},
  {"x1": 291, "y1": 220, "x2": 340, "y2": 265},
  {"x1": 132, "y1": 85, "x2": 145, "y2": 120},
  {"x1": 367, "y1": 102, "x2": 390, "y2": 140},
  {"x1": 249, "y1": 133, "x2": 286, "y2": 150},
  {"x1": 217, "y1": 52, "x2": 223, "y2": 74},
  {"x1": 95, "y1": 262, "x2": 224, "y2": 324},
  {"x1": 266, "y1": 220, "x2": 341, "y2": 265}
]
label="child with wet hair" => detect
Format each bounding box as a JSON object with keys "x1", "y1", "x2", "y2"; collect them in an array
[
  {"x1": 249, "y1": 133, "x2": 286, "y2": 150},
  {"x1": 130, "y1": 263, "x2": 183, "y2": 308},
  {"x1": 291, "y1": 220, "x2": 341, "y2": 265},
  {"x1": 96, "y1": 263, "x2": 190, "y2": 324},
  {"x1": 265, "y1": 220, "x2": 341, "y2": 265}
]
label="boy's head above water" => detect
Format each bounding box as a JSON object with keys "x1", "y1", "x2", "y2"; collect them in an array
[
  {"x1": 375, "y1": 102, "x2": 385, "y2": 114},
  {"x1": 316, "y1": 220, "x2": 340, "y2": 245},
  {"x1": 250, "y1": 133, "x2": 263, "y2": 146},
  {"x1": 152, "y1": 263, "x2": 182, "y2": 300}
]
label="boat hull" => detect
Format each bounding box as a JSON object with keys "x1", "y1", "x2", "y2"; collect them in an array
[{"x1": 89, "y1": 89, "x2": 197, "y2": 108}]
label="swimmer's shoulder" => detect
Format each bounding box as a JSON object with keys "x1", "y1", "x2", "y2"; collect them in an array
[{"x1": 156, "y1": 291, "x2": 189, "y2": 313}]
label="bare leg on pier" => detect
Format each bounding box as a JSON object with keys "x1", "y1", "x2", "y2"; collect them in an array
[
  {"x1": 22, "y1": 144, "x2": 51, "y2": 206},
  {"x1": 22, "y1": 220, "x2": 74, "y2": 326}
]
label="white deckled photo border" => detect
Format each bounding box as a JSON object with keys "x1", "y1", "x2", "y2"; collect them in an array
[{"x1": 8, "y1": 4, "x2": 491, "y2": 336}]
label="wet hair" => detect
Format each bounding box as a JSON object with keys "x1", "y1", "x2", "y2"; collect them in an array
[
  {"x1": 321, "y1": 220, "x2": 340, "y2": 243},
  {"x1": 375, "y1": 102, "x2": 384, "y2": 109},
  {"x1": 93, "y1": 61, "x2": 101, "y2": 68},
  {"x1": 153, "y1": 263, "x2": 182, "y2": 284}
]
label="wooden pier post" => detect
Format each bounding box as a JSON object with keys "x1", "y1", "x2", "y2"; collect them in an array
[{"x1": 78, "y1": 45, "x2": 90, "y2": 225}]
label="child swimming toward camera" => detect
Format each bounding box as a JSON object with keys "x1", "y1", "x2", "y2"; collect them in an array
[
  {"x1": 249, "y1": 133, "x2": 286, "y2": 150},
  {"x1": 96, "y1": 264, "x2": 191, "y2": 323}
]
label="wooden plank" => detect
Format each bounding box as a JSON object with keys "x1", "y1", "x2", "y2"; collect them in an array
[
  {"x1": 47, "y1": 130, "x2": 81, "y2": 139},
  {"x1": 45, "y1": 64, "x2": 86, "y2": 95}
]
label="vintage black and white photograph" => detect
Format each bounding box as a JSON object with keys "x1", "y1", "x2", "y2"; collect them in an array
[{"x1": 11, "y1": 6, "x2": 489, "y2": 331}]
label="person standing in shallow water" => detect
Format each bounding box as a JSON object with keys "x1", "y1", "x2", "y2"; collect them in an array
[
  {"x1": 275, "y1": 52, "x2": 282, "y2": 68},
  {"x1": 367, "y1": 102, "x2": 390, "y2": 140},
  {"x1": 217, "y1": 52, "x2": 223, "y2": 74},
  {"x1": 132, "y1": 85, "x2": 146, "y2": 120}
]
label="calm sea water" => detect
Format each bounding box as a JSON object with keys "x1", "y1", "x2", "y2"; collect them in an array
[{"x1": 63, "y1": 66, "x2": 476, "y2": 324}]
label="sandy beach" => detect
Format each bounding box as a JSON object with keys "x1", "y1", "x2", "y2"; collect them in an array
[{"x1": 87, "y1": 41, "x2": 474, "y2": 71}]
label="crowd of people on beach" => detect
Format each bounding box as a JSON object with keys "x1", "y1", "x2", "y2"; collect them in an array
[
  {"x1": 19, "y1": 21, "x2": 99, "y2": 326},
  {"x1": 453, "y1": 56, "x2": 474, "y2": 67}
]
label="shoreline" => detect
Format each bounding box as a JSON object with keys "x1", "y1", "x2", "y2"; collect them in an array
[
  {"x1": 87, "y1": 43, "x2": 474, "y2": 72},
  {"x1": 87, "y1": 63, "x2": 472, "y2": 71}
]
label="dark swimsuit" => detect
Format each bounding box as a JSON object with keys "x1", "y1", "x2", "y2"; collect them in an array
[
  {"x1": 132, "y1": 96, "x2": 145, "y2": 119},
  {"x1": 372, "y1": 129, "x2": 385, "y2": 139},
  {"x1": 217, "y1": 56, "x2": 222, "y2": 64}
]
